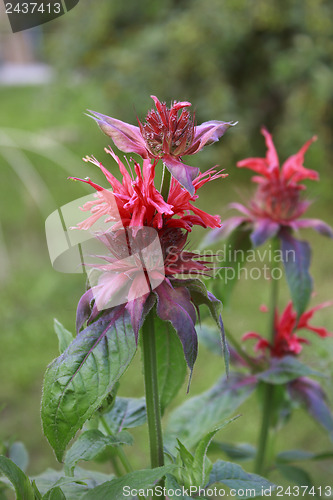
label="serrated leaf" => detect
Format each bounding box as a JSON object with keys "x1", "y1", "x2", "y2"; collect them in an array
[
  {"x1": 101, "y1": 397, "x2": 146, "y2": 434},
  {"x1": 165, "y1": 373, "x2": 256, "y2": 450},
  {"x1": 257, "y1": 356, "x2": 322, "y2": 384},
  {"x1": 209, "y1": 442, "x2": 256, "y2": 462},
  {"x1": 276, "y1": 464, "x2": 313, "y2": 487},
  {"x1": 43, "y1": 487, "x2": 66, "y2": 500},
  {"x1": 280, "y1": 231, "x2": 312, "y2": 316},
  {"x1": 208, "y1": 460, "x2": 275, "y2": 496},
  {"x1": 8, "y1": 442, "x2": 29, "y2": 472},
  {"x1": 0, "y1": 456, "x2": 35, "y2": 500},
  {"x1": 155, "y1": 317, "x2": 187, "y2": 413},
  {"x1": 64, "y1": 430, "x2": 133, "y2": 475},
  {"x1": 41, "y1": 307, "x2": 137, "y2": 461},
  {"x1": 81, "y1": 466, "x2": 177, "y2": 500},
  {"x1": 54, "y1": 319, "x2": 74, "y2": 354}
]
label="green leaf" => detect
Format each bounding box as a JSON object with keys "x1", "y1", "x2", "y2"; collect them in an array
[
  {"x1": 41, "y1": 308, "x2": 137, "y2": 461},
  {"x1": 276, "y1": 450, "x2": 314, "y2": 463},
  {"x1": 280, "y1": 231, "x2": 312, "y2": 316},
  {"x1": 8, "y1": 442, "x2": 29, "y2": 472},
  {"x1": 165, "y1": 373, "x2": 256, "y2": 450},
  {"x1": 155, "y1": 316, "x2": 187, "y2": 413},
  {"x1": 208, "y1": 460, "x2": 275, "y2": 496},
  {"x1": 101, "y1": 397, "x2": 146, "y2": 434},
  {"x1": 81, "y1": 466, "x2": 177, "y2": 500},
  {"x1": 0, "y1": 456, "x2": 35, "y2": 500},
  {"x1": 64, "y1": 429, "x2": 133, "y2": 475},
  {"x1": 165, "y1": 475, "x2": 196, "y2": 499},
  {"x1": 32, "y1": 467, "x2": 114, "y2": 498},
  {"x1": 193, "y1": 418, "x2": 240, "y2": 487},
  {"x1": 257, "y1": 356, "x2": 322, "y2": 384},
  {"x1": 209, "y1": 442, "x2": 256, "y2": 462},
  {"x1": 276, "y1": 464, "x2": 314, "y2": 487},
  {"x1": 54, "y1": 319, "x2": 74, "y2": 354},
  {"x1": 32, "y1": 480, "x2": 43, "y2": 500},
  {"x1": 276, "y1": 449, "x2": 333, "y2": 463},
  {"x1": 43, "y1": 487, "x2": 66, "y2": 500}
]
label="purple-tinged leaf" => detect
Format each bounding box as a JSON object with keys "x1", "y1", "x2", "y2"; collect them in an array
[
  {"x1": 41, "y1": 306, "x2": 137, "y2": 461},
  {"x1": 87, "y1": 110, "x2": 148, "y2": 157},
  {"x1": 125, "y1": 292, "x2": 154, "y2": 343},
  {"x1": 288, "y1": 377, "x2": 333, "y2": 438},
  {"x1": 76, "y1": 289, "x2": 94, "y2": 334},
  {"x1": 165, "y1": 373, "x2": 257, "y2": 450},
  {"x1": 175, "y1": 278, "x2": 229, "y2": 374},
  {"x1": 251, "y1": 219, "x2": 279, "y2": 247},
  {"x1": 291, "y1": 218, "x2": 333, "y2": 238},
  {"x1": 187, "y1": 120, "x2": 237, "y2": 154},
  {"x1": 280, "y1": 230, "x2": 312, "y2": 316},
  {"x1": 257, "y1": 356, "x2": 322, "y2": 385},
  {"x1": 163, "y1": 154, "x2": 199, "y2": 196},
  {"x1": 154, "y1": 281, "x2": 197, "y2": 375}
]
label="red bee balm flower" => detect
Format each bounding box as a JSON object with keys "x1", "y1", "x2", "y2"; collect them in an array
[
  {"x1": 243, "y1": 301, "x2": 333, "y2": 358},
  {"x1": 87, "y1": 95, "x2": 235, "y2": 195},
  {"x1": 73, "y1": 148, "x2": 227, "y2": 377},
  {"x1": 207, "y1": 128, "x2": 333, "y2": 247},
  {"x1": 70, "y1": 147, "x2": 225, "y2": 233}
]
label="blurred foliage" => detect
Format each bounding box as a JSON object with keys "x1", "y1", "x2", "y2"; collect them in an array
[{"x1": 45, "y1": 0, "x2": 333, "y2": 199}]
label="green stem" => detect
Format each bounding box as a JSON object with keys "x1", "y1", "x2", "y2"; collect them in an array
[
  {"x1": 160, "y1": 164, "x2": 171, "y2": 202},
  {"x1": 254, "y1": 237, "x2": 280, "y2": 475},
  {"x1": 268, "y1": 237, "x2": 280, "y2": 341},
  {"x1": 142, "y1": 309, "x2": 165, "y2": 498},
  {"x1": 100, "y1": 415, "x2": 133, "y2": 475},
  {"x1": 254, "y1": 383, "x2": 274, "y2": 475}
]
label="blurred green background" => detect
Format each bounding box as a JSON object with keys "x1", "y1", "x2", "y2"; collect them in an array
[{"x1": 0, "y1": 0, "x2": 332, "y2": 488}]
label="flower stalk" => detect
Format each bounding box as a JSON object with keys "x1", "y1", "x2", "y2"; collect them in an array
[
  {"x1": 254, "y1": 238, "x2": 280, "y2": 475},
  {"x1": 142, "y1": 308, "x2": 165, "y2": 499},
  {"x1": 100, "y1": 415, "x2": 133, "y2": 475}
]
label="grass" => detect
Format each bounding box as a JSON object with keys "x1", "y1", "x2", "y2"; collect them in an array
[{"x1": 0, "y1": 83, "x2": 332, "y2": 491}]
